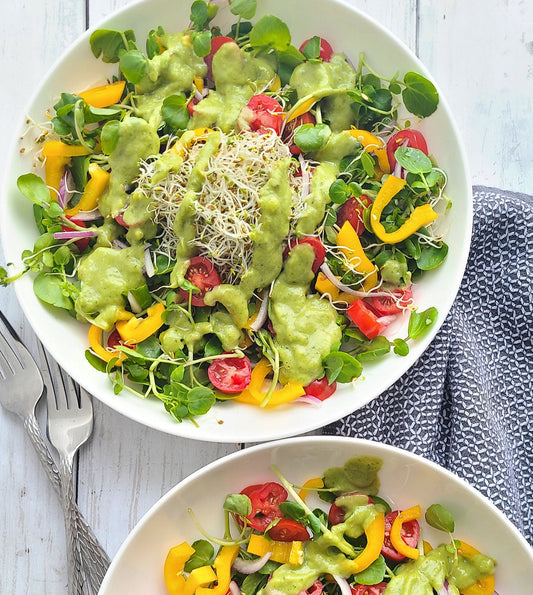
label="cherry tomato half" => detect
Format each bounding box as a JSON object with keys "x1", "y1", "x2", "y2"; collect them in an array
[
  {"x1": 267, "y1": 518, "x2": 310, "y2": 542},
  {"x1": 350, "y1": 583, "x2": 388, "y2": 595},
  {"x1": 282, "y1": 112, "x2": 315, "y2": 154},
  {"x1": 205, "y1": 36, "x2": 237, "y2": 81},
  {"x1": 386, "y1": 129, "x2": 429, "y2": 171},
  {"x1": 328, "y1": 492, "x2": 374, "y2": 525},
  {"x1": 207, "y1": 355, "x2": 252, "y2": 394},
  {"x1": 347, "y1": 299, "x2": 387, "y2": 340},
  {"x1": 381, "y1": 510, "x2": 421, "y2": 562},
  {"x1": 283, "y1": 236, "x2": 325, "y2": 274},
  {"x1": 368, "y1": 286, "x2": 413, "y2": 316},
  {"x1": 240, "y1": 482, "x2": 288, "y2": 532},
  {"x1": 304, "y1": 377, "x2": 337, "y2": 401},
  {"x1": 336, "y1": 194, "x2": 372, "y2": 236},
  {"x1": 180, "y1": 256, "x2": 221, "y2": 307},
  {"x1": 245, "y1": 94, "x2": 284, "y2": 135},
  {"x1": 299, "y1": 37, "x2": 334, "y2": 61}
]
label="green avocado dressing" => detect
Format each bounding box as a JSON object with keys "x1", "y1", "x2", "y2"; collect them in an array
[
  {"x1": 190, "y1": 42, "x2": 275, "y2": 132},
  {"x1": 135, "y1": 32, "x2": 207, "y2": 128},
  {"x1": 269, "y1": 245, "x2": 341, "y2": 385},
  {"x1": 75, "y1": 244, "x2": 146, "y2": 330},
  {"x1": 98, "y1": 117, "x2": 160, "y2": 218},
  {"x1": 295, "y1": 162, "x2": 338, "y2": 235}
]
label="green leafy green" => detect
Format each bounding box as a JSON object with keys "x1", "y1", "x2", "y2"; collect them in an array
[
  {"x1": 402, "y1": 72, "x2": 439, "y2": 117},
  {"x1": 90, "y1": 29, "x2": 136, "y2": 63},
  {"x1": 161, "y1": 94, "x2": 190, "y2": 130},
  {"x1": 425, "y1": 503, "x2": 455, "y2": 533},
  {"x1": 408, "y1": 307, "x2": 438, "y2": 340},
  {"x1": 249, "y1": 15, "x2": 291, "y2": 52}
]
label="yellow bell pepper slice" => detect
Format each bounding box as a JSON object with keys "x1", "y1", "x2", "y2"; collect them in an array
[
  {"x1": 182, "y1": 565, "x2": 217, "y2": 595},
  {"x1": 314, "y1": 272, "x2": 356, "y2": 304},
  {"x1": 65, "y1": 163, "x2": 110, "y2": 216},
  {"x1": 233, "y1": 359, "x2": 305, "y2": 408},
  {"x1": 298, "y1": 477, "x2": 324, "y2": 502},
  {"x1": 196, "y1": 545, "x2": 240, "y2": 595},
  {"x1": 337, "y1": 221, "x2": 378, "y2": 292},
  {"x1": 390, "y1": 505, "x2": 421, "y2": 560},
  {"x1": 285, "y1": 96, "x2": 317, "y2": 123},
  {"x1": 349, "y1": 128, "x2": 390, "y2": 174},
  {"x1": 370, "y1": 175, "x2": 438, "y2": 244},
  {"x1": 78, "y1": 80, "x2": 126, "y2": 108},
  {"x1": 347, "y1": 512, "x2": 385, "y2": 573},
  {"x1": 164, "y1": 542, "x2": 196, "y2": 595},
  {"x1": 116, "y1": 302, "x2": 166, "y2": 344},
  {"x1": 168, "y1": 128, "x2": 215, "y2": 156},
  {"x1": 247, "y1": 533, "x2": 304, "y2": 565},
  {"x1": 457, "y1": 542, "x2": 496, "y2": 595},
  {"x1": 88, "y1": 325, "x2": 124, "y2": 365},
  {"x1": 41, "y1": 141, "x2": 91, "y2": 200}
]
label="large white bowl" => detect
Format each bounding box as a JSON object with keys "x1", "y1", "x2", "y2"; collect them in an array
[
  {"x1": 99, "y1": 436, "x2": 532, "y2": 593},
  {"x1": 0, "y1": 0, "x2": 471, "y2": 442}
]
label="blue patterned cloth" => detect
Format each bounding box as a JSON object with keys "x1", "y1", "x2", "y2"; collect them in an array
[{"x1": 324, "y1": 186, "x2": 533, "y2": 546}]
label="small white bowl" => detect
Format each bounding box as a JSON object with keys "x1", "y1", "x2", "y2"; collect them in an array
[
  {"x1": 0, "y1": 0, "x2": 471, "y2": 442},
  {"x1": 99, "y1": 436, "x2": 533, "y2": 594}
]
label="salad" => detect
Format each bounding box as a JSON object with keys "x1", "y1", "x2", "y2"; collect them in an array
[
  {"x1": 1, "y1": 0, "x2": 450, "y2": 423},
  {"x1": 163, "y1": 456, "x2": 497, "y2": 595}
]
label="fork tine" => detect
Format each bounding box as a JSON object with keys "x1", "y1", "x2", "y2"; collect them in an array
[{"x1": 0, "y1": 324, "x2": 24, "y2": 375}]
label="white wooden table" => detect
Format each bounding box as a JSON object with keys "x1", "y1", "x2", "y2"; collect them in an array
[{"x1": 1, "y1": 0, "x2": 531, "y2": 592}]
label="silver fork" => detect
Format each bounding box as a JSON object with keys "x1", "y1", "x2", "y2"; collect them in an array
[{"x1": 0, "y1": 313, "x2": 110, "y2": 593}]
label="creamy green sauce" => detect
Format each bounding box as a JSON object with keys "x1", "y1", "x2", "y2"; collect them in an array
[
  {"x1": 190, "y1": 43, "x2": 275, "y2": 132},
  {"x1": 75, "y1": 244, "x2": 146, "y2": 330},
  {"x1": 98, "y1": 117, "x2": 160, "y2": 218},
  {"x1": 269, "y1": 245, "x2": 341, "y2": 385},
  {"x1": 295, "y1": 162, "x2": 338, "y2": 235}
]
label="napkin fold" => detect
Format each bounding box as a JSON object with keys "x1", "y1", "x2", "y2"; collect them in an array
[{"x1": 324, "y1": 186, "x2": 533, "y2": 546}]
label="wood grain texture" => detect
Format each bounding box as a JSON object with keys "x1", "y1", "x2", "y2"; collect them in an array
[{"x1": 0, "y1": 0, "x2": 531, "y2": 592}]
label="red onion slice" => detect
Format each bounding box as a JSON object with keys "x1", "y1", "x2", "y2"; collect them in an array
[
  {"x1": 232, "y1": 552, "x2": 272, "y2": 575},
  {"x1": 332, "y1": 575, "x2": 351, "y2": 595},
  {"x1": 53, "y1": 230, "x2": 95, "y2": 240},
  {"x1": 144, "y1": 248, "x2": 156, "y2": 278},
  {"x1": 229, "y1": 581, "x2": 241, "y2": 595},
  {"x1": 295, "y1": 395, "x2": 323, "y2": 407},
  {"x1": 71, "y1": 208, "x2": 102, "y2": 221},
  {"x1": 249, "y1": 289, "x2": 269, "y2": 331},
  {"x1": 57, "y1": 170, "x2": 75, "y2": 209}
]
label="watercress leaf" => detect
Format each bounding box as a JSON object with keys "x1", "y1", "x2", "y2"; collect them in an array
[
  {"x1": 120, "y1": 49, "x2": 148, "y2": 83},
  {"x1": 276, "y1": 45, "x2": 305, "y2": 85},
  {"x1": 389, "y1": 81, "x2": 402, "y2": 95},
  {"x1": 101, "y1": 120, "x2": 120, "y2": 155},
  {"x1": 417, "y1": 243, "x2": 449, "y2": 270},
  {"x1": 34, "y1": 232, "x2": 55, "y2": 252},
  {"x1": 33, "y1": 273, "x2": 73, "y2": 310},
  {"x1": 146, "y1": 26, "x2": 164, "y2": 59},
  {"x1": 17, "y1": 173, "x2": 50, "y2": 207},
  {"x1": 90, "y1": 29, "x2": 136, "y2": 63},
  {"x1": 323, "y1": 351, "x2": 362, "y2": 383},
  {"x1": 190, "y1": 1, "x2": 208, "y2": 28},
  {"x1": 355, "y1": 336, "x2": 391, "y2": 362},
  {"x1": 184, "y1": 540, "x2": 215, "y2": 572},
  {"x1": 279, "y1": 501, "x2": 307, "y2": 523},
  {"x1": 230, "y1": 0, "x2": 257, "y2": 20},
  {"x1": 425, "y1": 503, "x2": 455, "y2": 533},
  {"x1": 127, "y1": 285, "x2": 152, "y2": 310},
  {"x1": 241, "y1": 573, "x2": 268, "y2": 595},
  {"x1": 192, "y1": 30, "x2": 212, "y2": 57},
  {"x1": 360, "y1": 151, "x2": 376, "y2": 177},
  {"x1": 170, "y1": 365, "x2": 185, "y2": 385},
  {"x1": 187, "y1": 386, "x2": 216, "y2": 416},
  {"x1": 354, "y1": 554, "x2": 386, "y2": 585},
  {"x1": 136, "y1": 334, "x2": 162, "y2": 358},
  {"x1": 85, "y1": 349, "x2": 108, "y2": 372},
  {"x1": 204, "y1": 335, "x2": 223, "y2": 358},
  {"x1": 402, "y1": 72, "x2": 439, "y2": 118},
  {"x1": 393, "y1": 338, "x2": 410, "y2": 356},
  {"x1": 301, "y1": 36, "x2": 321, "y2": 60},
  {"x1": 408, "y1": 306, "x2": 438, "y2": 340},
  {"x1": 294, "y1": 123, "x2": 331, "y2": 152},
  {"x1": 224, "y1": 493, "x2": 251, "y2": 516},
  {"x1": 70, "y1": 155, "x2": 91, "y2": 192},
  {"x1": 249, "y1": 15, "x2": 291, "y2": 52},
  {"x1": 395, "y1": 146, "x2": 433, "y2": 174},
  {"x1": 54, "y1": 245, "x2": 72, "y2": 266},
  {"x1": 329, "y1": 179, "x2": 348, "y2": 204},
  {"x1": 162, "y1": 93, "x2": 190, "y2": 130}
]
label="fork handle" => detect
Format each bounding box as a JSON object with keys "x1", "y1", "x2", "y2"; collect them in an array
[{"x1": 23, "y1": 413, "x2": 111, "y2": 590}]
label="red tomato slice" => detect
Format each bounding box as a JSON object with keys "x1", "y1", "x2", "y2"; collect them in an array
[
  {"x1": 381, "y1": 510, "x2": 421, "y2": 562},
  {"x1": 207, "y1": 355, "x2": 251, "y2": 394},
  {"x1": 240, "y1": 482, "x2": 288, "y2": 532},
  {"x1": 306, "y1": 581, "x2": 323, "y2": 595},
  {"x1": 62, "y1": 217, "x2": 90, "y2": 252},
  {"x1": 245, "y1": 94, "x2": 284, "y2": 135},
  {"x1": 180, "y1": 256, "x2": 221, "y2": 307},
  {"x1": 347, "y1": 300, "x2": 387, "y2": 340},
  {"x1": 187, "y1": 95, "x2": 199, "y2": 116},
  {"x1": 328, "y1": 492, "x2": 374, "y2": 525},
  {"x1": 368, "y1": 286, "x2": 413, "y2": 316},
  {"x1": 386, "y1": 129, "x2": 429, "y2": 171},
  {"x1": 304, "y1": 377, "x2": 337, "y2": 401},
  {"x1": 299, "y1": 37, "x2": 334, "y2": 61},
  {"x1": 267, "y1": 518, "x2": 310, "y2": 542},
  {"x1": 350, "y1": 583, "x2": 388, "y2": 595},
  {"x1": 336, "y1": 194, "x2": 372, "y2": 236},
  {"x1": 282, "y1": 112, "x2": 315, "y2": 154},
  {"x1": 283, "y1": 236, "x2": 325, "y2": 274},
  {"x1": 205, "y1": 35, "x2": 237, "y2": 81}
]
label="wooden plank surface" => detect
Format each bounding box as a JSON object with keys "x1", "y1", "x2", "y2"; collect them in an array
[{"x1": 0, "y1": 0, "x2": 531, "y2": 592}]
